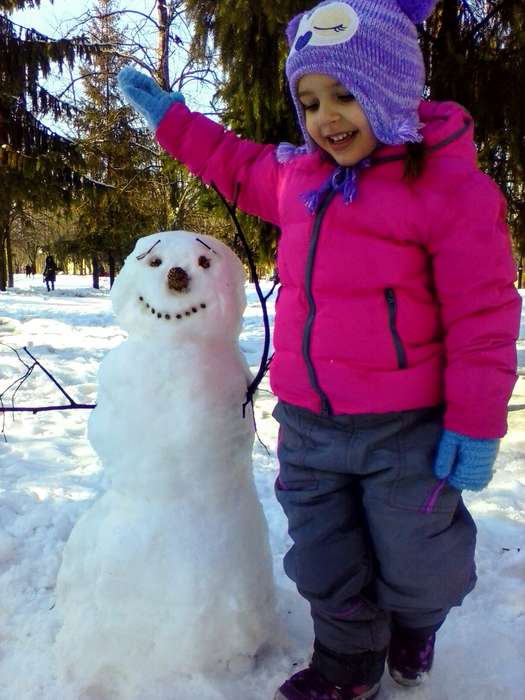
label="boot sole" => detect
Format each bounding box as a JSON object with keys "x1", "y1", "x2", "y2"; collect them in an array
[{"x1": 389, "y1": 668, "x2": 430, "y2": 687}]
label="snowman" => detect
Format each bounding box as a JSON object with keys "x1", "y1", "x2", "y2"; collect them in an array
[{"x1": 54, "y1": 231, "x2": 276, "y2": 698}]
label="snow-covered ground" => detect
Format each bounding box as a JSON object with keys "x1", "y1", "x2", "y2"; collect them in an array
[{"x1": 0, "y1": 273, "x2": 524, "y2": 700}]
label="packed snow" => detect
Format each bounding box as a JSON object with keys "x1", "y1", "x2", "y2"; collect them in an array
[{"x1": 0, "y1": 268, "x2": 524, "y2": 700}]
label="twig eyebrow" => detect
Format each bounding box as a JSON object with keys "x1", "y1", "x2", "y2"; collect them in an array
[
  {"x1": 196, "y1": 237, "x2": 218, "y2": 255},
  {"x1": 313, "y1": 24, "x2": 347, "y2": 32},
  {"x1": 136, "y1": 239, "x2": 161, "y2": 260}
]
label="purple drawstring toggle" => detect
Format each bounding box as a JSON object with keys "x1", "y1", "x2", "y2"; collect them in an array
[
  {"x1": 420, "y1": 478, "x2": 447, "y2": 514},
  {"x1": 301, "y1": 158, "x2": 371, "y2": 214}
]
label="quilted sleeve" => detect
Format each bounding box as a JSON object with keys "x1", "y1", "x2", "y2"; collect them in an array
[
  {"x1": 156, "y1": 102, "x2": 282, "y2": 227},
  {"x1": 426, "y1": 172, "x2": 521, "y2": 438}
]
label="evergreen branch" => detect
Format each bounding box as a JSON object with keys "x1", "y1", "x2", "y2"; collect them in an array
[{"x1": 1, "y1": 15, "x2": 105, "y2": 55}]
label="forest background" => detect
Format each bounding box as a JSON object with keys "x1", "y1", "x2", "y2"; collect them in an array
[{"x1": 0, "y1": 0, "x2": 524, "y2": 291}]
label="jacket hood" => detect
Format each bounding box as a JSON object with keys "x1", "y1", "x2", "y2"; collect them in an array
[{"x1": 372, "y1": 100, "x2": 476, "y2": 166}]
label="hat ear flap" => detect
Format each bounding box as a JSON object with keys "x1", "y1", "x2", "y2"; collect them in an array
[
  {"x1": 396, "y1": 0, "x2": 439, "y2": 23},
  {"x1": 285, "y1": 13, "x2": 303, "y2": 47}
]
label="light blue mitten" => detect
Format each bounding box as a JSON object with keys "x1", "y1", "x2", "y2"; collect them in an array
[
  {"x1": 118, "y1": 67, "x2": 185, "y2": 131},
  {"x1": 433, "y1": 429, "x2": 499, "y2": 491}
]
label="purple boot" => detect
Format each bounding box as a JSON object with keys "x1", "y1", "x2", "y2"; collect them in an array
[
  {"x1": 387, "y1": 625, "x2": 436, "y2": 686},
  {"x1": 274, "y1": 667, "x2": 380, "y2": 700},
  {"x1": 275, "y1": 644, "x2": 385, "y2": 700}
]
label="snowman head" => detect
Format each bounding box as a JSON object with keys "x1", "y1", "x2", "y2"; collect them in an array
[{"x1": 111, "y1": 231, "x2": 246, "y2": 342}]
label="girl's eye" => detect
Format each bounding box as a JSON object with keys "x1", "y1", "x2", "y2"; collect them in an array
[
  {"x1": 339, "y1": 93, "x2": 355, "y2": 102},
  {"x1": 149, "y1": 258, "x2": 162, "y2": 267},
  {"x1": 198, "y1": 255, "x2": 211, "y2": 269},
  {"x1": 302, "y1": 102, "x2": 319, "y2": 112}
]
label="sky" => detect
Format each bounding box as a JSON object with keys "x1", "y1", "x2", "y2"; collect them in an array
[
  {"x1": 10, "y1": 0, "x2": 217, "y2": 125},
  {"x1": 12, "y1": 0, "x2": 99, "y2": 36}
]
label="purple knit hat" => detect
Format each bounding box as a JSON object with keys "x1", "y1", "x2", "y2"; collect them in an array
[{"x1": 285, "y1": 0, "x2": 439, "y2": 150}]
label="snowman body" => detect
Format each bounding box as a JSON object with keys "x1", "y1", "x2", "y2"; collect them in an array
[{"x1": 55, "y1": 231, "x2": 275, "y2": 696}]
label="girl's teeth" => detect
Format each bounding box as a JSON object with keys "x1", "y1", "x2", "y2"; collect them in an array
[{"x1": 330, "y1": 132, "x2": 355, "y2": 143}]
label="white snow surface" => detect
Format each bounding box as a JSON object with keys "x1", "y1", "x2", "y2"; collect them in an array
[{"x1": 0, "y1": 272, "x2": 524, "y2": 700}]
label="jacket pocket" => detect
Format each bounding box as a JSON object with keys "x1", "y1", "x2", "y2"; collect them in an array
[{"x1": 384, "y1": 288, "x2": 407, "y2": 369}]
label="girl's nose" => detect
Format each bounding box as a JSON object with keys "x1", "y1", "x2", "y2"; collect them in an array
[
  {"x1": 318, "y1": 103, "x2": 339, "y2": 126},
  {"x1": 167, "y1": 266, "x2": 190, "y2": 292}
]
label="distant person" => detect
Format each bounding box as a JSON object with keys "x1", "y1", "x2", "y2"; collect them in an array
[
  {"x1": 43, "y1": 255, "x2": 57, "y2": 292},
  {"x1": 31, "y1": 264, "x2": 36, "y2": 278},
  {"x1": 25, "y1": 264, "x2": 31, "y2": 277}
]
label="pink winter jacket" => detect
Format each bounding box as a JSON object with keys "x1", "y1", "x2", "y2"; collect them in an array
[{"x1": 156, "y1": 100, "x2": 521, "y2": 439}]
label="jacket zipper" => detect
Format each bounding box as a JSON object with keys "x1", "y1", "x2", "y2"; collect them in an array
[
  {"x1": 384, "y1": 288, "x2": 407, "y2": 369},
  {"x1": 302, "y1": 190, "x2": 337, "y2": 416}
]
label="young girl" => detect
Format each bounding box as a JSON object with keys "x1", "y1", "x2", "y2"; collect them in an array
[{"x1": 118, "y1": 1, "x2": 521, "y2": 698}]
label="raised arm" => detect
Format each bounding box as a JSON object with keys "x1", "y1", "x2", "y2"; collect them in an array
[{"x1": 118, "y1": 67, "x2": 281, "y2": 226}]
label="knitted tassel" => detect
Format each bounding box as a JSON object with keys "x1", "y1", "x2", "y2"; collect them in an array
[
  {"x1": 390, "y1": 116, "x2": 424, "y2": 144},
  {"x1": 276, "y1": 142, "x2": 309, "y2": 164},
  {"x1": 301, "y1": 159, "x2": 370, "y2": 214}
]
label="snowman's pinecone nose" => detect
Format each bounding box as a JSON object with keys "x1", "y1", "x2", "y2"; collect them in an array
[{"x1": 167, "y1": 267, "x2": 189, "y2": 292}]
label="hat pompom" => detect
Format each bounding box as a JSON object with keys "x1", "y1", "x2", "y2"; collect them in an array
[
  {"x1": 397, "y1": 0, "x2": 439, "y2": 23},
  {"x1": 285, "y1": 13, "x2": 303, "y2": 47}
]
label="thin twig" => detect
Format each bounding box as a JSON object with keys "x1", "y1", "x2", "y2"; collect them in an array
[{"x1": 23, "y1": 347, "x2": 76, "y2": 404}]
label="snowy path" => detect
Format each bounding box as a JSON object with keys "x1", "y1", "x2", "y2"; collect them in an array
[{"x1": 0, "y1": 274, "x2": 524, "y2": 699}]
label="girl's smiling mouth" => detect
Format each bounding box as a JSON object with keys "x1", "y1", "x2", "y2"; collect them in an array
[{"x1": 326, "y1": 130, "x2": 358, "y2": 147}]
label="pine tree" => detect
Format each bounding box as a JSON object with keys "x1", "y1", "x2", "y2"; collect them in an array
[
  {"x1": 0, "y1": 0, "x2": 105, "y2": 289},
  {"x1": 70, "y1": 0, "x2": 167, "y2": 287}
]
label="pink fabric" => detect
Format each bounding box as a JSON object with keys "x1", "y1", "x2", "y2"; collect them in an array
[{"x1": 156, "y1": 100, "x2": 521, "y2": 439}]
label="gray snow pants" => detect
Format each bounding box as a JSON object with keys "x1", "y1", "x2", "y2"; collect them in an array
[{"x1": 274, "y1": 401, "x2": 477, "y2": 655}]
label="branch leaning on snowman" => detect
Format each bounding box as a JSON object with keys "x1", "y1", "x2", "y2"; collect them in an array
[{"x1": 210, "y1": 181, "x2": 277, "y2": 418}]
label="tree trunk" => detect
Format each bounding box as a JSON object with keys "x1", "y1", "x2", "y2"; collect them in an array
[
  {"x1": 428, "y1": 0, "x2": 461, "y2": 101},
  {"x1": 0, "y1": 198, "x2": 10, "y2": 291},
  {"x1": 0, "y1": 232, "x2": 7, "y2": 291},
  {"x1": 92, "y1": 255, "x2": 100, "y2": 289},
  {"x1": 518, "y1": 255, "x2": 523, "y2": 289},
  {"x1": 6, "y1": 226, "x2": 14, "y2": 287},
  {"x1": 157, "y1": 0, "x2": 170, "y2": 89},
  {"x1": 109, "y1": 252, "x2": 116, "y2": 288}
]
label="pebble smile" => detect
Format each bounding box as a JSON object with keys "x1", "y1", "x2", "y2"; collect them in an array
[{"x1": 138, "y1": 295, "x2": 207, "y2": 320}]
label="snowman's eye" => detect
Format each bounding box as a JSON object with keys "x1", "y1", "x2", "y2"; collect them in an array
[
  {"x1": 198, "y1": 255, "x2": 211, "y2": 269},
  {"x1": 149, "y1": 258, "x2": 162, "y2": 267}
]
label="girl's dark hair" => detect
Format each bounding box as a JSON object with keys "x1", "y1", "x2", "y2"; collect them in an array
[{"x1": 403, "y1": 141, "x2": 427, "y2": 180}]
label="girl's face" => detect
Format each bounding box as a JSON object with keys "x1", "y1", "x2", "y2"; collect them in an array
[{"x1": 298, "y1": 73, "x2": 378, "y2": 166}]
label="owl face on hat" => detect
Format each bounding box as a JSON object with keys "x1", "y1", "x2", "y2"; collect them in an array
[
  {"x1": 289, "y1": 1, "x2": 360, "y2": 52},
  {"x1": 285, "y1": 0, "x2": 438, "y2": 150}
]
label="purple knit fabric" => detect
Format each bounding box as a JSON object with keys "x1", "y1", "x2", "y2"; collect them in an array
[{"x1": 285, "y1": 0, "x2": 439, "y2": 150}]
